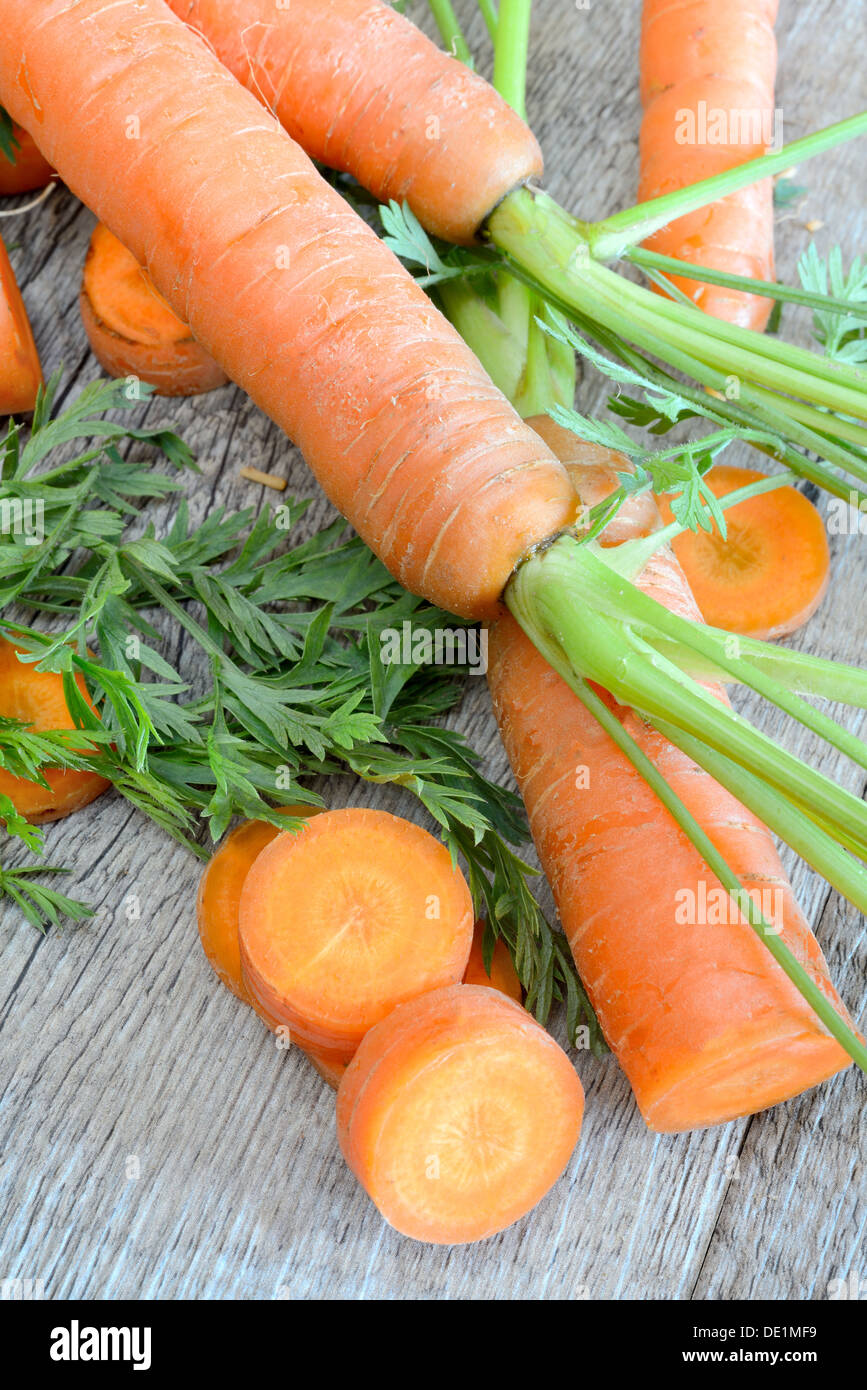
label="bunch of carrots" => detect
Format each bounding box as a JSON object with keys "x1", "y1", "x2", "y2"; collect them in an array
[{"x1": 1, "y1": 0, "x2": 866, "y2": 1243}]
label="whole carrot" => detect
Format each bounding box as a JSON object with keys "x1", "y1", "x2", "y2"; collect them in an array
[
  {"x1": 0, "y1": 0, "x2": 572, "y2": 622},
  {"x1": 167, "y1": 0, "x2": 542, "y2": 245},
  {"x1": 0, "y1": 237, "x2": 42, "y2": 414},
  {"x1": 488, "y1": 418, "x2": 851, "y2": 1132},
  {"x1": 638, "y1": 0, "x2": 779, "y2": 329}
]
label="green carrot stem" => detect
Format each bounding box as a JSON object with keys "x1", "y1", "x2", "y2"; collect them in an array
[
  {"x1": 584, "y1": 111, "x2": 867, "y2": 258},
  {"x1": 477, "y1": 0, "x2": 499, "y2": 40},
  {"x1": 492, "y1": 0, "x2": 531, "y2": 117},
  {"x1": 427, "y1": 0, "x2": 474, "y2": 63},
  {"x1": 626, "y1": 245, "x2": 867, "y2": 320}
]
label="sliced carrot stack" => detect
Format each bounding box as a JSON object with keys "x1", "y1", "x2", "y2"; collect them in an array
[
  {"x1": 337, "y1": 984, "x2": 583, "y2": 1244},
  {"x1": 80, "y1": 224, "x2": 227, "y2": 397},
  {"x1": 0, "y1": 639, "x2": 110, "y2": 822},
  {"x1": 462, "y1": 920, "x2": 522, "y2": 1002},
  {"x1": 239, "y1": 808, "x2": 474, "y2": 1065},
  {"x1": 0, "y1": 125, "x2": 54, "y2": 195},
  {"x1": 0, "y1": 237, "x2": 42, "y2": 415},
  {"x1": 657, "y1": 464, "x2": 830, "y2": 639}
]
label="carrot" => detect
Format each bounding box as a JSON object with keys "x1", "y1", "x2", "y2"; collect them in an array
[
  {"x1": 239, "y1": 808, "x2": 474, "y2": 1065},
  {"x1": 0, "y1": 123, "x2": 53, "y2": 195},
  {"x1": 487, "y1": 419, "x2": 851, "y2": 1132},
  {"x1": 0, "y1": 237, "x2": 42, "y2": 415},
  {"x1": 657, "y1": 464, "x2": 830, "y2": 639},
  {"x1": 0, "y1": 639, "x2": 110, "y2": 823},
  {"x1": 80, "y1": 224, "x2": 228, "y2": 398},
  {"x1": 462, "y1": 920, "x2": 522, "y2": 1003},
  {"x1": 336, "y1": 983, "x2": 583, "y2": 1244},
  {"x1": 166, "y1": 0, "x2": 542, "y2": 246},
  {"x1": 638, "y1": 0, "x2": 779, "y2": 330},
  {"x1": 0, "y1": 0, "x2": 573, "y2": 622}
]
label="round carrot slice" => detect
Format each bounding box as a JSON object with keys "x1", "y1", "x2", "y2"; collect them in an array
[
  {"x1": 462, "y1": 919, "x2": 522, "y2": 1003},
  {"x1": 0, "y1": 126, "x2": 54, "y2": 195},
  {"x1": 196, "y1": 805, "x2": 320, "y2": 1004},
  {"x1": 80, "y1": 224, "x2": 227, "y2": 397},
  {"x1": 239, "y1": 808, "x2": 474, "y2": 1063},
  {"x1": 0, "y1": 638, "x2": 110, "y2": 822},
  {"x1": 337, "y1": 984, "x2": 583, "y2": 1244},
  {"x1": 657, "y1": 465, "x2": 830, "y2": 640}
]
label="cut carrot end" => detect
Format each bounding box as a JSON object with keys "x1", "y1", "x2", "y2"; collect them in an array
[
  {"x1": 657, "y1": 465, "x2": 830, "y2": 639},
  {"x1": 196, "y1": 806, "x2": 321, "y2": 1004},
  {"x1": 641, "y1": 1015, "x2": 851, "y2": 1133},
  {"x1": 337, "y1": 984, "x2": 583, "y2": 1244},
  {"x1": 462, "y1": 920, "x2": 522, "y2": 1002},
  {"x1": 80, "y1": 224, "x2": 228, "y2": 397},
  {"x1": 0, "y1": 236, "x2": 42, "y2": 415},
  {"x1": 0, "y1": 639, "x2": 109, "y2": 822},
  {"x1": 239, "y1": 808, "x2": 474, "y2": 1065},
  {"x1": 0, "y1": 126, "x2": 54, "y2": 195}
]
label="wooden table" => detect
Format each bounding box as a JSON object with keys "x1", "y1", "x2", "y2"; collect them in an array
[{"x1": 2, "y1": 0, "x2": 865, "y2": 1301}]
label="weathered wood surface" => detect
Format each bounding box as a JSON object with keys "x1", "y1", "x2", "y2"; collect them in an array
[{"x1": 1, "y1": 0, "x2": 865, "y2": 1301}]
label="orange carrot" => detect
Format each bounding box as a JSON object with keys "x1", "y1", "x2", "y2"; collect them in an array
[
  {"x1": 80, "y1": 224, "x2": 228, "y2": 397},
  {"x1": 166, "y1": 0, "x2": 542, "y2": 245},
  {"x1": 336, "y1": 984, "x2": 583, "y2": 1244},
  {"x1": 0, "y1": 237, "x2": 42, "y2": 414},
  {"x1": 239, "y1": 808, "x2": 474, "y2": 1065},
  {"x1": 0, "y1": 124, "x2": 53, "y2": 195},
  {"x1": 0, "y1": 0, "x2": 573, "y2": 621},
  {"x1": 639, "y1": 0, "x2": 779, "y2": 329},
  {"x1": 487, "y1": 420, "x2": 850, "y2": 1132},
  {"x1": 657, "y1": 464, "x2": 830, "y2": 639},
  {"x1": 0, "y1": 639, "x2": 110, "y2": 823},
  {"x1": 463, "y1": 920, "x2": 522, "y2": 1003}
]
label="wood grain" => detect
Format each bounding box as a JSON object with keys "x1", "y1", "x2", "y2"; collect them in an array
[{"x1": 1, "y1": 0, "x2": 865, "y2": 1301}]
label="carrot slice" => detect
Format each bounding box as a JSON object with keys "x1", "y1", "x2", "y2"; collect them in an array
[
  {"x1": 239, "y1": 808, "x2": 474, "y2": 1064},
  {"x1": 657, "y1": 464, "x2": 830, "y2": 639},
  {"x1": 0, "y1": 237, "x2": 42, "y2": 415},
  {"x1": 0, "y1": 639, "x2": 110, "y2": 823},
  {"x1": 80, "y1": 224, "x2": 227, "y2": 398},
  {"x1": 337, "y1": 984, "x2": 583, "y2": 1244},
  {"x1": 197, "y1": 805, "x2": 321, "y2": 1004},
  {"x1": 462, "y1": 920, "x2": 522, "y2": 1003},
  {"x1": 0, "y1": 125, "x2": 54, "y2": 195}
]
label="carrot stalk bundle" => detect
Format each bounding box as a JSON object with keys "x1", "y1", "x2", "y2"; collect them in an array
[{"x1": 638, "y1": 0, "x2": 779, "y2": 330}]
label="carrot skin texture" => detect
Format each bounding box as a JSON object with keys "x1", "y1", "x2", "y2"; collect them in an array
[
  {"x1": 0, "y1": 640, "x2": 110, "y2": 823},
  {"x1": 487, "y1": 421, "x2": 850, "y2": 1132},
  {"x1": 337, "y1": 985, "x2": 583, "y2": 1244},
  {"x1": 0, "y1": 237, "x2": 42, "y2": 414},
  {"x1": 639, "y1": 0, "x2": 779, "y2": 329},
  {"x1": 166, "y1": 0, "x2": 543, "y2": 245},
  {"x1": 0, "y1": 125, "x2": 54, "y2": 194},
  {"x1": 0, "y1": 0, "x2": 573, "y2": 621},
  {"x1": 81, "y1": 224, "x2": 228, "y2": 397}
]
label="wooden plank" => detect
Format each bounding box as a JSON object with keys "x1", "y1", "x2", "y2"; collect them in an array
[{"x1": 1, "y1": 0, "x2": 865, "y2": 1301}]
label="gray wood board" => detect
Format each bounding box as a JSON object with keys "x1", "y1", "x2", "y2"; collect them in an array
[{"x1": 1, "y1": 0, "x2": 865, "y2": 1301}]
